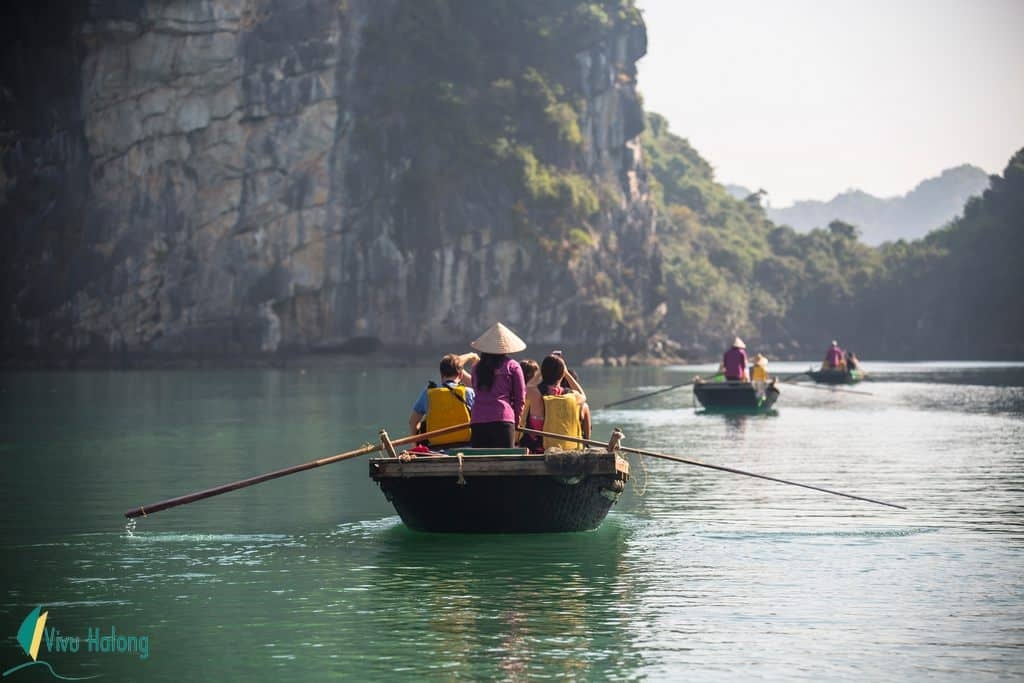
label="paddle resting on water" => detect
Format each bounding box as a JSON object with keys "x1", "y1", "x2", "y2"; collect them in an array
[
  {"x1": 602, "y1": 374, "x2": 723, "y2": 409},
  {"x1": 123, "y1": 422, "x2": 470, "y2": 519},
  {"x1": 518, "y1": 426, "x2": 906, "y2": 510},
  {"x1": 779, "y1": 373, "x2": 875, "y2": 396}
]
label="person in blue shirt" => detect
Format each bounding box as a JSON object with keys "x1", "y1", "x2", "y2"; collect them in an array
[{"x1": 408, "y1": 353, "x2": 478, "y2": 445}]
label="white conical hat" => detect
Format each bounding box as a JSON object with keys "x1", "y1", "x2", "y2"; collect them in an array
[
  {"x1": 471, "y1": 322, "x2": 526, "y2": 355},
  {"x1": 732, "y1": 337, "x2": 746, "y2": 349}
]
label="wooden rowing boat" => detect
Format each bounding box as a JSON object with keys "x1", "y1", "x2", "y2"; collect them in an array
[
  {"x1": 369, "y1": 445, "x2": 630, "y2": 533},
  {"x1": 692, "y1": 379, "x2": 780, "y2": 412},
  {"x1": 807, "y1": 367, "x2": 863, "y2": 384}
]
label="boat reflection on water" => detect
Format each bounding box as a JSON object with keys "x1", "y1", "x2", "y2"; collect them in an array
[
  {"x1": 723, "y1": 413, "x2": 749, "y2": 436},
  {"x1": 356, "y1": 520, "x2": 641, "y2": 679}
]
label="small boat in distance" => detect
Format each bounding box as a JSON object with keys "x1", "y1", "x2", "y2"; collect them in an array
[
  {"x1": 807, "y1": 367, "x2": 864, "y2": 384},
  {"x1": 692, "y1": 378, "x2": 780, "y2": 413},
  {"x1": 369, "y1": 436, "x2": 630, "y2": 533}
]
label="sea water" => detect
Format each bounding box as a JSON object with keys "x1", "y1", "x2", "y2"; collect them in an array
[{"x1": 1, "y1": 363, "x2": 1022, "y2": 680}]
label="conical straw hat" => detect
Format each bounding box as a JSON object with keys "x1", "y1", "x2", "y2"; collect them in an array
[
  {"x1": 471, "y1": 322, "x2": 526, "y2": 355},
  {"x1": 732, "y1": 336, "x2": 746, "y2": 349},
  {"x1": 754, "y1": 353, "x2": 768, "y2": 367}
]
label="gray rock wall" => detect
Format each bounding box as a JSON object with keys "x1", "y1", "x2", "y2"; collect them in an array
[{"x1": 1, "y1": 0, "x2": 658, "y2": 361}]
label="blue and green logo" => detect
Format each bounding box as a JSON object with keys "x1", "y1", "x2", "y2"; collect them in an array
[
  {"x1": 4, "y1": 605, "x2": 148, "y2": 680},
  {"x1": 17, "y1": 605, "x2": 48, "y2": 662}
]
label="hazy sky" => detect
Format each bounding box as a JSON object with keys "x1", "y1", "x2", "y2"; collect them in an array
[{"x1": 635, "y1": 0, "x2": 1024, "y2": 206}]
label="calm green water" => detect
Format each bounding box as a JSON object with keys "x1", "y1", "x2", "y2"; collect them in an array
[{"x1": 1, "y1": 362, "x2": 1022, "y2": 681}]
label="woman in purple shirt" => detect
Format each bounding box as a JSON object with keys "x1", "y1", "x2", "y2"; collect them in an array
[
  {"x1": 824, "y1": 340, "x2": 845, "y2": 368},
  {"x1": 469, "y1": 322, "x2": 527, "y2": 448},
  {"x1": 721, "y1": 336, "x2": 748, "y2": 381}
]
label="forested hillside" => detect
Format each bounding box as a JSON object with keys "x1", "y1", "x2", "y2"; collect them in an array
[
  {"x1": 858, "y1": 150, "x2": 1023, "y2": 358},
  {"x1": 644, "y1": 112, "x2": 1023, "y2": 359}
]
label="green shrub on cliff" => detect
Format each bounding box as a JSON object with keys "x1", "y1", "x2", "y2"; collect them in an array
[{"x1": 358, "y1": 0, "x2": 637, "y2": 253}]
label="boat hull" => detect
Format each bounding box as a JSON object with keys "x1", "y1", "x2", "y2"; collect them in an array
[
  {"x1": 808, "y1": 369, "x2": 862, "y2": 384},
  {"x1": 369, "y1": 451, "x2": 630, "y2": 533},
  {"x1": 693, "y1": 381, "x2": 779, "y2": 412}
]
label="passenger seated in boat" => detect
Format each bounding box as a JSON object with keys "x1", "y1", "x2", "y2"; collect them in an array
[
  {"x1": 845, "y1": 350, "x2": 860, "y2": 371},
  {"x1": 751, "y1": 353, "x2": 770, "y2": 397},
  {"x1": 408, "y1": 352, "x2": 478, "y2": 448},
  {"x1": 822, "y1": 340, "x2": 846, "y2": 370},
  {"x1": 751, "y1": 353, "x2": 769, "y2": 381},
  {"x1": 517, "y1": 359, "x2": 544, "y2": 453},
  {"x1": 522, "y1": 354, "x2": 587, "y2": 452},
  {"x1": 720, "y1": 337, "x2": 749, "y2": 381},
  {"x1": 551, "y1": 350, "x2": 592, "y2": 440}
]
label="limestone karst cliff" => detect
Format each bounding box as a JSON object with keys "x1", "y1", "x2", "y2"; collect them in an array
[{"x1": 2, "y1": 0, "x2": 663, "y2": 363}]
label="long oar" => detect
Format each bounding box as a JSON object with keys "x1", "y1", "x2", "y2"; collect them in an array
[
  {"x1": 778, "y1": 370, "x2": 810, "y2": 383},
  {"x1": 784, "y1": 381, "x2": 874, "y2": 397},
  {"x1": 520, "y1": 427, "x2": 905, "y2": 510},
  {"x1": 602, "y1": 374, "x2": 723, "y2": 409},
  {"x1": 124, "y1": 422, "x2": 470, "y2": 519}
]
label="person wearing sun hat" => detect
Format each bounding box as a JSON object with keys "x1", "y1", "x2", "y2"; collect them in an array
[
  {"x1": 823, "y1": 339, "x2": 845, "y2": 370},
  {"x1": 468, "y1": 322, "x2": 527, "y2": 448},
  {"x1": 747, "y1": 351, "x2": 771, "y2": 396},
  {"x1": 720, "y1": 336, "x2": 748, "y2": 381},
  {"x1": 750, "y1": 352, "x2": 769, "y2": 382}
]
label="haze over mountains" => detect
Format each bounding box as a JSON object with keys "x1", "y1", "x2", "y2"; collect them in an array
[{"x1": 727, "y1": 165, "x2": 991, "y2": 245}]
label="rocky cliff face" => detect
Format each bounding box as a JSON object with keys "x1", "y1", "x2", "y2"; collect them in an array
[{"x1": 1, "y1": 0, "x2": 659, "y2": 362}]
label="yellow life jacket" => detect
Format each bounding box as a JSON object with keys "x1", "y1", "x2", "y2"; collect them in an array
[
  {"x1": 751, "y1": 365, "x2": 768, "y2": 382},
  {"x1": 541, "y1": 394, "x2": 582, "y2": 451},
  {"x1": 425, "y1": 383, "x2": 471, "y2": 446}
]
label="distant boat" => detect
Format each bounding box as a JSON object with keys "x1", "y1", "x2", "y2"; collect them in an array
[
  {"x1": 369, "y1": 446, "x2": 630, "y2": 533},
  {"x1": 807, "y1": 367, "x2": 863, "y2": 384},
  {"x1": 693, "y1": 378, "x2": 780, "y2": 413}
]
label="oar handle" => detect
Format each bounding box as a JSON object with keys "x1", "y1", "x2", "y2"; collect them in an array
[{"x1": 124, "y1": 422, "x2": 471, "y2": 519}]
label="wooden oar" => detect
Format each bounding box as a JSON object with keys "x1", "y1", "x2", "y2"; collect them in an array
[
  {"x1": 778, "y1": 370, "x2": 810, "y2": 383},
  {"x1": 602, "y1": 373, "x2": 723, "y2": 409},
  {"x1": 124, "y1": 422, "x2": 471, "y2": 519},
  {"x1": 519, "y1": 427, "x2": 906, "y2": 510},
  {"x1": 783, "y1": 382, "x2": 875, "y2": 397}
]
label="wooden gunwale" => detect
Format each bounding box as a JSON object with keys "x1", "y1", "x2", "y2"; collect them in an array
[{"x1": 369, "y1": 453, "x2": 630, "y2": 479}]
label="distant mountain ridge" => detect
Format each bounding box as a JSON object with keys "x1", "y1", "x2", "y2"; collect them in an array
[{"x1": 731, "y1": 165, "x2": 991, "y2": 245}]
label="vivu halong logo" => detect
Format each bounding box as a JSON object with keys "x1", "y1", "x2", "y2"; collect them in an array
[{"x1": 2, "y1": 606, "x2": 149, "y2": 680}]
